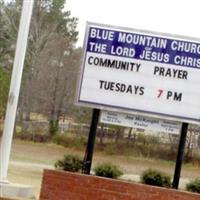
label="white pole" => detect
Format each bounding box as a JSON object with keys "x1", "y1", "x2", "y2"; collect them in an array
[{"x1": 0, "y1": 0, "x2": 34, "y2": 182}]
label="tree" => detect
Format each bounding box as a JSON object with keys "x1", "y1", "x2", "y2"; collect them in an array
[
  {"x1": 18, "y1": 0, "x2": 78, "y2": 123},
  {"x1": 0, "y1": 0, "x2": 19, "y2": 119},
  {"x1": 0, "y1": 67, "x2": 10, "y2": 119},
  {"x1": 34, "y1": 38, "x2": 82, "y2": 135},
  {"x1": 0, "y1": 0, "x2": 80, "y2": 136},
  {"x1": 0, "y1": 0, "x2": 20, "y2": 70}
]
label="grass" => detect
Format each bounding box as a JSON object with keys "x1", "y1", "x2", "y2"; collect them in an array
[
  {"x1": 11, "y1": 139, "x2": 85, "y2": 165},
  {"x1": 8, "y1": 139, "x2": 200, "y2": 199},
  {"x1": 10, "y1": 139, "x2": 200, "y2": 176}
]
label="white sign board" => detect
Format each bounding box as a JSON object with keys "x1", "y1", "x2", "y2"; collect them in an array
[
  {"x1": 78, "y1": 22, "x2": 200, "y2": 123},
  {"x1": 100, "y1": 110, "x2": 181, "y2": 134}
]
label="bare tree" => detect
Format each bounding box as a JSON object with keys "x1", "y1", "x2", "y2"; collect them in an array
[
  {"x1": 33, "y1": 36, "x2": 82, "y2": 135},
  {"x1": 18, "y1": 0, "x2": 78, "y2": 122}
]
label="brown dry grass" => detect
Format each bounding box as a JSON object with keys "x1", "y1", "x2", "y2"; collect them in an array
[{"x1": 10, "y1": 139, "x2": 200, "y2": 177}]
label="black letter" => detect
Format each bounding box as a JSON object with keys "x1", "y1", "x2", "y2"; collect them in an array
[
  {"x1": 154, "y1": 66, "x2": 160, "y2": 75},
  {"x1": 88, "y1": 56, "x2": 93, "y2": 65},
  {"x1": 174, "y1": 92, "x2": 182, "y2": 101},
  {"x1": 99, "y1": 80, "x2": 104, "y2": 89},
  {"x1": 166, "y1": 91, "x2": 173, "y2": 99},
  {"x1": 139, "y1": 87, "x2": 144, "y2": 95}
]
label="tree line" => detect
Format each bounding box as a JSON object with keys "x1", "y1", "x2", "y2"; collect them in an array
[{"x1": 0, "y1": 0, "x2": 91, "y2": 135}]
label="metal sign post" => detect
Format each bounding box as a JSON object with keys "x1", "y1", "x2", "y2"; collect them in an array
[
  {"x1": 172, "y1": 122, "x2": 188, "y2": 189},
  {"x1": 0, "y1": 0, "x2": 34, "y2": 182},
  {"x1": 82, "y1": 108, "x2": 100, "y2": 174},
  {"x1": 78, "y1": 22, "x2": 198, "y2": 186}
]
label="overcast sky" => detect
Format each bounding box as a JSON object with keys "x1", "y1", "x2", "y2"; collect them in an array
[{"x1": 67, "y1": 0, "x2": 200, "y2": 47}]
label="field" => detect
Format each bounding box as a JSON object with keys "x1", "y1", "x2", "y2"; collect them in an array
[{"x1": 7, "y1": 139, "x2": 200, "y2": 199}]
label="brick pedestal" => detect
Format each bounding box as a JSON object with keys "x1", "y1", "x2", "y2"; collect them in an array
[{"x1": 40, "y1": 169, "x2": 200, "y2": 200}]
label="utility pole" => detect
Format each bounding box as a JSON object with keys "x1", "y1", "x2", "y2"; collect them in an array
[{"x1": 0, "y1": 0, "x2": 34, "y2": 182}]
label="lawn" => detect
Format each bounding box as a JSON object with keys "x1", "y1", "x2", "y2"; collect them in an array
[{"x1": 7, "y1": 139, "x2": 200, "y2": 199}]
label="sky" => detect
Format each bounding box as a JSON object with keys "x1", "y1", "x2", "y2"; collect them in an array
[{"x1": 66, "y1": 0, "x2": 200, "y2": 47}]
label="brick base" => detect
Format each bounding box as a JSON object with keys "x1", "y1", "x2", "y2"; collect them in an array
[{"x1": 40, "y1": 169, "x2": 200, "y2": 200}]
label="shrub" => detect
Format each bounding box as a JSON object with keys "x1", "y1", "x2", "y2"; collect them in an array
[
  {"x1": 94, "y1": 162, "x2": 123, "y2": 179},
  {"x1": 55, "y1": 154, "x2": 83, "y2": 172},
  {"x1": 141, "y1": 169, "x2": 171, "y2": 188},
  {"x1": 186, "y1": 179, "x2": 200, "y2": 193}
]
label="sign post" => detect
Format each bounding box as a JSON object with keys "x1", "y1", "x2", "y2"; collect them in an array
[
  {"x1": 172, "y1": 122, "x2": 188, "y2": 189},
  {"x1": 0, "y1": 0, "x2": 34, "y2": 182},
  {"x1": 78, "y1": 22, "x2": 200, "y2": 186},
  {"x1": 82, "y1": 108, "x2": 100, "y2": 174}
]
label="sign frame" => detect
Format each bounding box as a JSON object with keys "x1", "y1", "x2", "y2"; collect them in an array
[{"x1": 77, "y1": 22, "x2": 200, "y2": 124}]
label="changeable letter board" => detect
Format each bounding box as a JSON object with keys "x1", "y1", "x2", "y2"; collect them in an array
[{"x1": 78, "y1": 22, "x2": 200, "y2": 123}]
